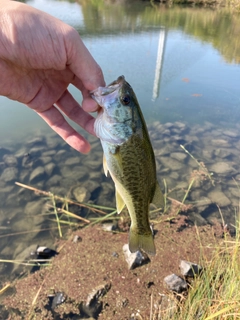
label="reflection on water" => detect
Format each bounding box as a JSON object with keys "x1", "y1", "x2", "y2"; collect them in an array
[{"x1": 0, "y1": 0, "x2": 240, "y2": 298}]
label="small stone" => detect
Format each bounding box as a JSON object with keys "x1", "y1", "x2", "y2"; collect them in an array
[
  {"x1": 29, "y1": 166, "x2": 46, "y2": 183},
  {"x1": 179, "y1": 260, "x2": 202, "y2": 277},
  {"x1": 51, "y1": 292, "x2": 66, "y2": 310},
  {"x1": 65, "y1": 157, "x2": 81, "y2": 166},
  {"x1": 73, "y1": 235, "x2": 82, "y2": 243},
  {"x1": 26, "y1": 137, "x2": 45, "y2": 148},
  {"x1": 80, "y1": 283, "x2": 110, "y2": 318},
  {"x1": 170, "y1": 152, "x2": 187, "y2": 162},
  {"x1": 3, "y1": 154, "x2": 18, "y2": 167},
  {"x1": 223, "y1": 130, "x2": 239, "y2": 138},
  {"x1": 123, "y1": 244, "x2": 150, "y2": 270},
  {"x1": 73, "y1": 186, "x2": 91, "y2": 203},
  {"x1": 0, "y1": 147, "x2": 11, "y2": 161},
  {"x1": 0, "y1": 167, "x2": 18, "y2": 182},
  {"x1": 210, "y1": 162, "x2": 235, "y2": 175},
  {"x1": 160, "y1": 157, "x2": 184, "y2": 171},
  {"x1": 164, "y1": 274, "x2": 188, "y2": 293},
  {"x1": 24, "y1": 200, "x2": 45, "y2": 216},
  {"x1": 102, "y1": 223, "x2": 117, "y2": 232},
  {"x1": 208, "y1": 190, "x2": 231, "y2": 207},
  {"x1": 81, "y1": 180, "x2": 100, "y2": 193},
  {"x1": 39, "y1": 156, "x2": 52, "y2": 165},
  {"x1": 28, "y1": 146, "x2": 46, "y2": 157},
  {"x1": 211, "y1": 139, "x2": 229, "y2": 147},
  {"x1": 44, "y1": 162, "x2": 56, "y2": 176},
  {"x1": 46, "y1": 175, "x2": 62, "y2": 186},
  {"x1": 21, "y1": 153, "x2": 33, "y2": 168}
]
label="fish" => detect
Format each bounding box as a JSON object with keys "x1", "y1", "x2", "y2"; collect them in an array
[{"x1": 91, "y1": 76, "x2": 164, "y2": 255}]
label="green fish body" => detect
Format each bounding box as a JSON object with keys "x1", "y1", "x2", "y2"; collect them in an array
[{"x1": 91, "y1": 76, "x2": 164, "y2": 255}]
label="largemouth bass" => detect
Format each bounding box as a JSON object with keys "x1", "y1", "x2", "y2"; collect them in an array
[{"x1": 91, "y1": 76, "x2": 164, "y2": 255}]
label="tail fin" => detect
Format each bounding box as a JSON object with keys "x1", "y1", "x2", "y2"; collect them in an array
[{"x1": 129, "y1": 228, "x2": 156, "y2": 256}]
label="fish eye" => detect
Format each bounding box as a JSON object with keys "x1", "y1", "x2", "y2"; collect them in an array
[{"x1": 121, "y1": 95, "x2": 131, "y2": 105}]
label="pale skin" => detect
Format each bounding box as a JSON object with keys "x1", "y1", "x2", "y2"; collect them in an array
[{"x1": 0, "y1": 0, "x2": 105, "y2": 153}]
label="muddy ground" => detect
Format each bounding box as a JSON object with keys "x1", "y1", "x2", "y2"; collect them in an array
[{"x1": 2, "y1": 213, "x2": 224, "y2": 320}]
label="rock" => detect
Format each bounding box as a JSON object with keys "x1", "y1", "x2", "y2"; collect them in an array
[
  {"x1": 164, "y1": 274, "x2": 188, "y2": 293},
  {"x1": 81, "y1": 180, "x2": 100, "y2": 193},
  {"x1": 210, "y1": 162, "x2": 235, "y2": 175},
  {"x1": 46, "y1": 175, "x2": 62, "y2": 187},
  {"x1": 102, "y1": 223, "x2": 117, "y2": 232},
  {"x1": 188, "y1": 212, "x2": 207, "y2": 226},
  {"x1": 3, "y1": 154, "x2": 18, "y2": 167},
  {"x1": 79, "y1": 283, "x2": 111, "y2": 318},
  {"x1": 44, "y1": 162, "x2": 56, "y2": 176},
  {"x1": 24, "y1": 199, "x2": 45, "y2": 216},
  {"x1": 21, "y1": 153, "x2": 34, "y2": 168},
  {"x1": 0, "y1": 147, "x2": 12, "y2": 161},
  {"x1": 30, "y1": 246, "x2": 58, "y2": 260},
  {"x1": 73, "y1": 186, "x2": 91, "y2": 203},
  {"x1": 229, "y1": 187, "x2": 240, "y2": 198},
  {"x1": 72, "y1": 235, "x2": 82, "y2": 243},
  {"x1": 160, "y1": 157, "x2": 184, "y2": 171},
  {"x1": 42, "y1": 150, "x2": 57, "y2": 157},
  {"x1": 19, "y1": 169, "x2": 30, "y2": 183},
  {"x1": 39, "y1": 156, "x2": 52, "y2": 165},
  {"x1": 0, "y1": 167, "x2": 18, "y2": 182},
  {"x1": 214, "y1": 148, "x2": 234, "y2": 159},
  {"x1": 54, "y1": 150, "x2": 67, "y2": 162},
  {"x1": 29, "y1": 166, "x2": 46, "y2": 183},
  {"x1": 65, "y1": 157, "x2": 81, "y2": 166},
  {"x1": 28, "y1": 146, "x2": 46, "y2": 157},
  {"x1": 211, "y1": 139, "x2": 229, "y2": 147},
  {"x1": 223, "y1": 130, "x2": 239, "y2": 138},
  {"x1": 123, "y1": 244, "x2": 150, "y2": 270},
  {"x1": 170, "y1": 152, "x2": 187, "y2": 162},
  {"x1": 208, "y1": 190, "x2": 231, "y2": 207},
  {"x1": 26, "y1": 137, "x2": 45, "y2": 148},
  {"x1": 51, "y1": 292, "x2": 66, "y2": 310},
  {"x1": 60, "y1": 166, "x2": 88, "y2": 181},
  {"x1": 83, "y1": 159, "x2": 102, "y2": 170},
  {"x1": 179, "y1": 260, "x2": 202, "y2": 277}
]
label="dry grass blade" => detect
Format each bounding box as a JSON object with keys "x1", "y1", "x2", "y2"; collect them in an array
[
  {"x1": 15, "y1": 182, "x2": 107, "y2": 215},
  {"x1": 0, "y1": 283, "x2": 11, "y2": 295}
]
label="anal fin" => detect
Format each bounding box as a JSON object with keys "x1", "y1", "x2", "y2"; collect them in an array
[{"x1": 152, "y1": 181, "x2": 164, "y2": 209}]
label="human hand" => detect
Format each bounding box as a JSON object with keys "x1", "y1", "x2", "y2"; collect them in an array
[{"x1": 0, "y1": 1, "x2": 104, "y2": 153}]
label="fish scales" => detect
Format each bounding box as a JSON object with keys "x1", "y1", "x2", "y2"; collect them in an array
[{"x1": 91, "y1": 76, "x2": 164, "y2": 255}]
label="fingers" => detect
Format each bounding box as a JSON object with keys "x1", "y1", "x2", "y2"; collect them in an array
[
  {"x1": 56, "y1": 89, "x2": 96, "y2": 135},
  {"x1": 66, "y1": 30, "x2": 105, "y2": 91},
  {"x1": 36, "y1": 103, "x2": 91, "y2": 154}
]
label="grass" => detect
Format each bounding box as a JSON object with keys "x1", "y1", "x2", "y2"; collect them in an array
[{"x1": 157, "y1": 214, "x2": 240, "y2": 320}]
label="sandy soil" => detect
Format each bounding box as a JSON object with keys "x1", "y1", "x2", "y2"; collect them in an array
[{"x1": 3, "y1": 213, "x2": 223, "y2": 319}]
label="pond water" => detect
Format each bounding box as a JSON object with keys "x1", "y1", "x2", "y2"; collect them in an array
[{"x1": 0, "y1": 0, "x2": 240, "y2": 291}]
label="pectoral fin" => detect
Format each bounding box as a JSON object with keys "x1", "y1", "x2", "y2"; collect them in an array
[
  {"x1": 115, "y1": 188, "x2": 125, "y2": 214},
  {"x1": 103, "y1": 155, "x2": 108, "y2": 176},
  {"x1": 152, "y1": 181, "x2": 164, "y2": 209}
]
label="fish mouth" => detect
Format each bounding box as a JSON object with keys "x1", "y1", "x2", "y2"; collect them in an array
[{"x1": 90, "y1": 75, "x2": 125, "y2": 100}]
